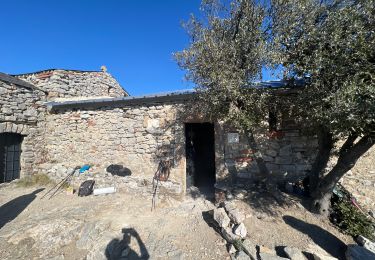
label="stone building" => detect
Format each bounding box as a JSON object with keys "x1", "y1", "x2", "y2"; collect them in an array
[
  {"x1": 0, "y1": 72, "x2": 47, "y2": 182},
  {"x1": 17, "y1": 69, "x2": 127, "y2": 100},
  {"x1": 0, "y1": 69, "x2": 126, "y2": 183},
  {"x1": 0, "y1": 68, "x2": 318, "y2": 197}
]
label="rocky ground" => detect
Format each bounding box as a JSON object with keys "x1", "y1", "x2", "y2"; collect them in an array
[
  {"x1": 0, "y1": 180, "x2": 361, "y2": 260},
  {"x1": 340, "y1": 145, "x2": 375, "y2": 213}
]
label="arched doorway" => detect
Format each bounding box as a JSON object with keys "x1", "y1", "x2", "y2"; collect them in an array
[{"x1": 0, "y1": 133, "x2": 23, "y2": 183}]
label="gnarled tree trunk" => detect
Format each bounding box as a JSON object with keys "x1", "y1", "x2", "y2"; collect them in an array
[
  {"x1": 308, "y1": 127, "x2": 334, "y2": 193},
  {"x1": 311, "y1": 135, "x2": 374, "y2": 216}
]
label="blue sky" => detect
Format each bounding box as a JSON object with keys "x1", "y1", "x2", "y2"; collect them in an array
[{"x1": 0, "y1": 0, "x2": 278, "y2": 95}]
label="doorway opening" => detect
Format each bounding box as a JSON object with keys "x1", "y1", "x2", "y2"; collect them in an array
[
  {"x1": 0, "y1": 133, "x2": 23, "y2": 183},
  {"x1": 185, "y1": 123, "x2": 216, "y2": 197}
]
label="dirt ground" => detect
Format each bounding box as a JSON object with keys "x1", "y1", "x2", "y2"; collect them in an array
[
  {"x1": 0, "y1": 183, "x2": 353, "y2": 260},
  {"x1": 340, "y1": 145, "x2": 375, "y2": 212}
]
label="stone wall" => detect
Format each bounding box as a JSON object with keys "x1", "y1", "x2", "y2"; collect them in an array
[
  {"x1": 16, "y1": 69, "x2": 127, "y2": 100},
  {"x1": 41, "y1": 102, "x2": 186, "y2": 195},
  {"x1": 0, "y1": 69, "x2": 128, "y2": 181},
  {"x1": 0, "y1": 79, "x2": 47, "y2": 177},
  {"x1": 224, "y1": 126, "x2": 318, "y2": 184},
  {"x1": 2, "y1": 67, "x2": 371, "y2": 204},
  {"x1": 42, "y1": 99, "x2": 318, "y2": 196}
]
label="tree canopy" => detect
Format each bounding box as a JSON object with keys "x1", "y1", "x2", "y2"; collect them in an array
[
  {"x1": 175, "y1": 0, "x2": 375, "y2": 214},
  {"x1": 271, "y1": 0, "x2": 375, "y2": 137},
  {"x1": 175, "y1": 0, "x2": 271, "y2": 130}
]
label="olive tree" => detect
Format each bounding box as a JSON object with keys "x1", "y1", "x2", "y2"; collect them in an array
[
  {"x1": 175, "y1": 0, "x2": 277, "y2": 184},
  {"x1": 176, "y1": 0, "x2": 375, "y2": 215},
  {"x1": 270, "y1": 0, "x2": 375, "y2": 214}
]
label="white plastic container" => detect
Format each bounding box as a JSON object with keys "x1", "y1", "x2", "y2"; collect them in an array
[{"x1": 93, "y1": 187, "x2": 116, "y2": 196}]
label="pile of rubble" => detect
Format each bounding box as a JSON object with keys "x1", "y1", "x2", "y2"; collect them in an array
[
  {"x1": 211, "y1": 201, "x2": 375, "y2": 260},
  {"x1": 211, "y1": 201, "x2": 263, "y2": 260},
  {"x1": 212, "y1": 201, "x2": 298, "y2": 260}
]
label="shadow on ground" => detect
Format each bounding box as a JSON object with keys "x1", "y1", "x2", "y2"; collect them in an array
[
  {"x1": 106, "y1": 228, "x2": 149, "y2": 260},
  {"x1": 187, "y1": 186, "x2": 215, "y2": 202},
  {"x1": 283, "y1": 215, "x2": 347, "y2": 259},
  {"x1": 0, "y1": 188, "x2": 44, "y2": 229},
  {"x1": 241, "y1": 184, "x2": 294, "y2": 217},
  {"x1": 202, "y1": 210, "x2": 232, "y2": 243}
]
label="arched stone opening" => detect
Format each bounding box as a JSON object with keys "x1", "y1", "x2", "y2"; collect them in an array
[{"x1": 0, "y1": 122, "x2": 31, "y2": 182}]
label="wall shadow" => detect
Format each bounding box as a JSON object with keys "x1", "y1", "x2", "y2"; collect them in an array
[
  {"x1": 150, "y1": 103, "x2": 190, "y2": 172},
  {"x1": 283, "y1": 215, "x2": 347, "y2": 259},
  {"x1": 105, "y1": 228, "x2": 149, "y2": 260},
  {"x1": 0, "y1": 188, "x2": 44, "y2": 229}
]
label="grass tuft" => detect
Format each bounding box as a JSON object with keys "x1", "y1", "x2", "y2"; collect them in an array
[{"x1": 16, "y1": 174, "x2": 53, "y2": 187}]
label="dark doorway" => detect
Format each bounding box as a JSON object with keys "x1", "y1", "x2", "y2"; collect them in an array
[
  {"x1": 185, "y1": 123, "x2": 216, "y2": 197},
  {"x1": 0, "y1": 133, "x2": 23, "y2": 183}
]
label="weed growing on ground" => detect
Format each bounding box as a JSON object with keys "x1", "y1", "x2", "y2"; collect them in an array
[
  {"x1": 16, "y1": 174, "x2": 53, "y2": 187},
  {"x1": 331, "y1": 184, "x2": 375, "y2": 240}
]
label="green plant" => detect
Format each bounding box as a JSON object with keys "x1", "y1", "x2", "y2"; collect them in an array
[
  {"x1": 331, "y1": 185, "x2": 375, "y2": 240},
  {"x1": 16, "y1": 174, "x2": 53, "y2": 187}
]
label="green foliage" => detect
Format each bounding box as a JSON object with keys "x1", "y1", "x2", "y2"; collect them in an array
[
  {"x1": 271, "y1": 0, "x2": 375, "y2": 212},
  {"x1": 331, "y1": 184, "x2": 375, "y2": 240},
  {"x1": 16, "y1": 174, "x2": 53, "y2": 188},
  {"x1": 332, "y1": 199, "x2": 375, "y2": 240},
  {"x1": 176, "y1": 0, "x2": 375, "y2": 209},
  {"x1": 175, "y1": 0, "x2": 271, "y2": 131},
  {"x1": 176, "y1": 0, "x2": 375, "y2": 137},
  {"x1": 270, "y1": 0, "x2": 375, "y2": 137}
]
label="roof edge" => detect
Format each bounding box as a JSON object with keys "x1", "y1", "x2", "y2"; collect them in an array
[
  {"x1": 11, "y1": 68, "x2": 102, "y2": 77},
  {"x1": 47, "y1": 89, "x2": 196, "y2": 112},
  {"x1": 0, "y1": 72, "x2": 46, "y2": 92},
  {"x1": 46, "y1": 78, "x2": 307, "y2": 112}
]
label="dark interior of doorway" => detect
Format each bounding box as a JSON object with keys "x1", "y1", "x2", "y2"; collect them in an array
[
  {"x1": 185, "y1": 123, "x2": 215, "y2": 198},
  {"x1": 0, "y1": 133, "x2": 23, "y2": 183}
]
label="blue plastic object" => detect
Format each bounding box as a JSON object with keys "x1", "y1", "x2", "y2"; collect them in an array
[{"x1": 79, "y1": 165, "x2": 90, "y2": 173}]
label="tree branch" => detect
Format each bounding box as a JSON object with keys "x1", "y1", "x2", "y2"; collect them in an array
[
  {"x1": 339, "y1": 133, "x2": 358, "y2": 158},
  {"x1": 313, "y1": 135, "x2": 375, "y2": 198},
  {"x1": 232, "y1": 1, "x2": 245, "y2": 40}
]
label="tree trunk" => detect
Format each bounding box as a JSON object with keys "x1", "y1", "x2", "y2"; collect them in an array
[
  {"x1": 308, "y1": 127, "x2": 334, "y2": 193},
  {"x1": 311, "y1": 135, "x2": 374, "y2": 216}
]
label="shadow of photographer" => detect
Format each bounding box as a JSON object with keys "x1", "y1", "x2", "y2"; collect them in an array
[{"x1": 105, "y1": 227, "x2": 149, "y2": 260}]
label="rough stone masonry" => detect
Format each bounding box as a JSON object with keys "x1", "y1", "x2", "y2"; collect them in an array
[
  {"x1": 0, "y1": 68, "x2": 319, "y2": 196},
  {"x1": 0, "y1": 72, "x2": 47, "y2": 176},
  {"x1": 0, "y1": 69, "x2": 126, "y2": 178}
]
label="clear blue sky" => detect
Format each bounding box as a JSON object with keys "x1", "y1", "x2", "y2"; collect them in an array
[{"x1": 0, "y1": 0, "x2": 277, "y2": 95}]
